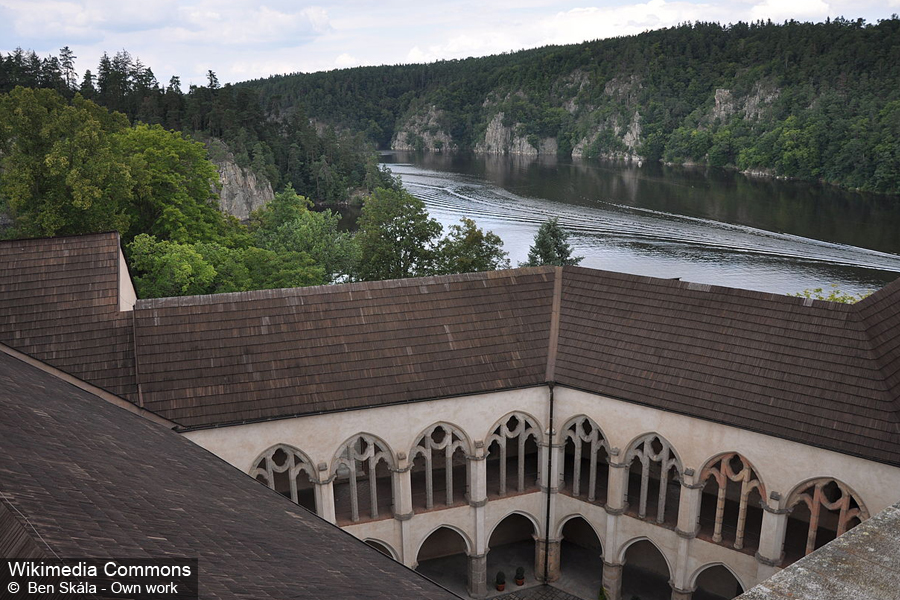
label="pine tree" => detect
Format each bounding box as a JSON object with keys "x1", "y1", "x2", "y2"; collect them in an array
[{"x1": 522, "y1": 218, "x2": 583, "y2": 267}]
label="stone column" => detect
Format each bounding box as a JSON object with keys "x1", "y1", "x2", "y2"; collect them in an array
[
  {"x1": 392, "y1": 452, "x2": 416, "y2": 567},
  {"x1": 534, "y1": 536, "x2": 561, "y2": 582},
  {"x1": 314, "y1": 461, "x2": 336, "y2": 524},
  {"x1": 602, "y1": 560, "x2": 624, "y2": 600},
  {"x1": 536, "y1": 428, "x2": 562, "y2": 583},
  {"x1": 671, "y1": 586, "x2": 693, "y2": 600},
  {"x1": 672, "y1": 468, "x2": 704, "y2": 593},
  {"x1": 756, "y1": 491, "x2": 790, "y2": 581},
  {"x1": 603, "y1": 448, "x2": 628, "y2": 600},
  {"x1": 467, "y1": 553, "x2": 488, "y2": 599},
  {"x1": 606, "y1": 447, "x2": 629, "y2": 512},
  {"x1": 469, "y1": 441, "x2": 488, "y2": 596}
]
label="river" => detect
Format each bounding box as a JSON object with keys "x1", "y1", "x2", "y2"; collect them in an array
[{"x1": 381, "y1": 151, "x2": 900, "y2": 296}]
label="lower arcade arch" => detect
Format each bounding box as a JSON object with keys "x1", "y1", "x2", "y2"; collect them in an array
[
  {"x1": 364, "y1": 539, "x2": 398, "y2": 561},
  {"x1": 691, "y1": 563, "x2": 745, "y2": 600},
  {"x1": 414, "y1": 526, "x2": 470, "y2": 596},
  {"x1": 620, "y1": 538, "x2": 673, "y2": 600},
  {"x1": 558, "y1": 516, "x2": 604, "y2": 600},
  {"x1": 487, "y1": 512, "x2": 540, "y2": 589}
]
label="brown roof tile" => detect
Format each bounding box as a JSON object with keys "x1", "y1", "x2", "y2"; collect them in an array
[
  {"x1": 0, "y1": 346, "x2": 458, "y2": 599},
  {"x1": 1, "y1": 234, "x2": 899, "y2": 466}
]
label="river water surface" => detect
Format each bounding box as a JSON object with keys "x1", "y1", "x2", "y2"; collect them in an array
[{"x1": 382, "y1": 151, "x2": 900, "y2": 296}]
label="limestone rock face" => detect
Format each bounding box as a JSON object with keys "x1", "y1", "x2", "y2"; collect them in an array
[
  {"x1": 211, "y1": 151, "x2": 274, "y2": 221},
  {"x1": 475, "y1": 112, "x2": 557, "y2": 156},
  {"x1": 391, "y1": 106, "x2": 456, "y2": 152}
]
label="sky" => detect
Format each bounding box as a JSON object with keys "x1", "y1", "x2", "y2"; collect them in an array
[{"x1": 1, "y1": 0, "x2": 898, "y2": 87}]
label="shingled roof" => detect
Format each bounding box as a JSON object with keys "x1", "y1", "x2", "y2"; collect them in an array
[
  {"x1": 133, "y1": 268, "x2": 555, "y2": 426},
  {"x1": 0, "y1": 233, "x2": 136, "y2": 398},
  {"x1": 0, "y1": 344, "x2": 459, "y2": 600},
  {"x1": 1, "y1": 233, "x2": 899, "y2": 467}
]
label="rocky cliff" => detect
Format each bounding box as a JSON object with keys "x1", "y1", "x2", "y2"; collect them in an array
[
  {"x1": 209, "y1": 145, "x2": 274, "y2": 221},
  {"x1": 391, "y1": 106, "x2": 456, "y2": 152},
  {"x1": 475, "y1": 112, "x2": 557, "y2": 156}
]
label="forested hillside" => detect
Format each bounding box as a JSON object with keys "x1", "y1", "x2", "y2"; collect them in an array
[
  {"x1": 0, "y1": 56, "x2": 509, "y2": 296},
  {"x1": 0, "y1": 48, "x2": 394, "y2": 206},
  {"x1": 243, "y1": 18, "x2": 900, "y2": 194}
]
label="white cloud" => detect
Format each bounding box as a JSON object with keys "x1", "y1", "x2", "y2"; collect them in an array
[
  {"x1": 334, "y1": 52, "x2": 358, "y2": 68},
  {"x1": 1, "y1": 0, "x2": 898, "y2": 84},
  {"x1": 749, "y1": 0, "x2": 832, "y2": 22}
]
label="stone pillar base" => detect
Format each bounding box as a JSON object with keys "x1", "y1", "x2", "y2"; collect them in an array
[
  {"x1": 671, "y1": 586, "x2": 692, "y2": 600},
  {"x1": 534, "y1": 536, "x2": 561, "y2": 583},
  {"x1": 467, "y1": 553, "x2": 487, "y2": 599},
  {"x1": 602, "y1": 561, "x2": 623, "y2": 600}
]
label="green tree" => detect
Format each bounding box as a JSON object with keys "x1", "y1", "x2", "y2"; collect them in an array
[
  {"x1": 128, "y1": 234, "x2": 216, "y2": 297},
  {"x1": 522, "y1": 217, "x2": 583, "y2": 267},
  {"x1": 791, "y1": 285, "x2": 872, "y2": 304},
  {"x1": 251, "y1": 185, "x2": 358, "y2": 282},
  {"x1": 355, "y1": 187, "x2": 442, "y2": 281},
  {"x1": 437, "y1": 218, "x2": 509, "y2": 274},
  {"x1": 0, "y1": 87, "x2": 132, "y2": 238},
  {"x1": 115, "y1": 123, "x2": 224, "y2": 244}
]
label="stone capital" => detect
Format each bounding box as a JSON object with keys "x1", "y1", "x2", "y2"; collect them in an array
[
  {"x1": 675, "y1": 527, "x2": 698, "y2": 539},
  {"x1": 393, "y1": 511, "x2": 414, "y2": 522},
  {"x1": 755, "y1": 551, "x2": 781, "y2": 567}
]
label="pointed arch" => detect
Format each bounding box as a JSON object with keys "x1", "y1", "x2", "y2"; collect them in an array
[
  {"x1": 487, "y1": 509, "x2": 543, "y2": 541},
  {"x1": 559, "y1": 415, "x2": 611, "y2": 504},
  {"x1": 415, "y1": 524, "x2": 474, "y2": 558},
  {"x1": 331, "y1": 433, "x2": 396, "y2": 524},
  {"x1": 555, "y1": 512, "x2": 604, "y2": 545},
  {"x1": 623, "y1": 433, "x2": 683, "y2": 526},
  {"x1": 689, "y1": 562, "x2": 746, "y2": 594},
  {"x1": 617, "y1": 535, "x2": 674, "y2": 575},
  {"x1": 784, "y1": 477, "x2": 869, "y2": 561},
  {"x1": 698, "y1": 452, "x2": 767, "y2": 552},
  {"x1": 484, "y1": 412, "x2": 543, "y2": 497},
  {"x1": 364, "y1": 538, "x2": 399, "y2": 561},
  {"x1": 409, "y1": 422, "x2": 471, "y2": 510},
  {"x1": 250, "y1": 444, "x2": 317, "y2": 511}
]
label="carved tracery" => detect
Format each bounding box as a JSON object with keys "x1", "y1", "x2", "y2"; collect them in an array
[
  {"x1": 625, "y1": 434, "x2": 681, "y2": 525},
  {"x1": 486, "y1": 413, "x2": 541, "y2": 497},
  {"x1": 787, "y1": 478, "x2": 868, "y2": 557},
  {"x1": 332, "y1": 434, "x2": 394, "y2": 524},
  {"x1": 560, "y1": 416, "x2": 610, "y2": 504},
  {"x1": 699, "y1": 453, "x2": 765, "y2": 551},
  {"x1": 410, "y1": 424, "x2": 469, "y2": 510},
  {"x1": 251, "y1": 444, "x2": 317, "y2": 511}
]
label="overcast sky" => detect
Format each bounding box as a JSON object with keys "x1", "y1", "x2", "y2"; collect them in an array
[{"x1": 2, "y1": 0, "x2": 898, "y2": 87}]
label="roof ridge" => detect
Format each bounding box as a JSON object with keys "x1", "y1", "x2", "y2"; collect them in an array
[
  {"x1": 851, "y1": 287, "x2": 900, "y2": 435},
  {"x1": 136, "y1": 265, "x2": 558, "y2": 309},
  {"x1": 844, "y1": 308, "x2": 900, "y2": 434},
  {"x1": 544, "y1": 266, "x2": 563, "y2": 382}
]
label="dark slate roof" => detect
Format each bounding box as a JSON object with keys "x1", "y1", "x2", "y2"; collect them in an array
[
  {"x1": 133, "y1": 269, "x2": 555, "y2": 427},
  {"x1": 1, "y1": 233, "x2": 899, "y2": 466},
  {"x1": 738, "y1": 500, "x2": 900, "y2": 600},
  {"x1": 0, "y1": 346, "x2": 458, "y2": 600},
  {"x1": 555, "y1": 267, "x2": 900, "y2": 465},
  {"x1": 0, "y1": 232, "x2": 136, "y2": 399}
]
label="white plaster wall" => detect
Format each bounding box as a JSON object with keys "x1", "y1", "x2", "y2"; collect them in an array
[
  {"x1": 554, "y1": 493, "x2": 608, "y2": 542},
  {"x1": 343, "y1": 517, "x2": 401, "y2": 556},
  {"x1": 183, "y1": 387, "x2": 549, "y2": 473},
  {"x1": 554, "y1": 387, "x2": 900, "y2": 514},
  {"x1": 404, "y1": 505, "x2": 477, "y2": 556},
  {"x1": 484, "y1": 492, "x2": 545, "y2": 541},
  {"x1": 181, "y1": 383, "x2": 900, "y2": 593},
  {"x1": 117, "y1": 246, "x2": 136, "y2": 311}
]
